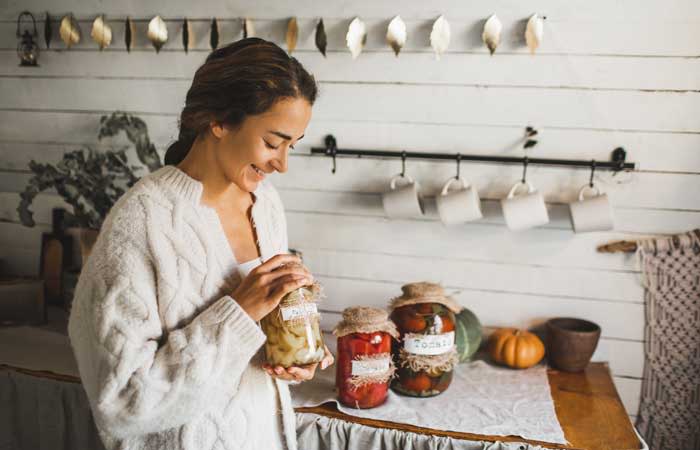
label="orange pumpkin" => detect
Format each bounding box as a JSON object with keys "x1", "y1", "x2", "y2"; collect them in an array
[{"x1": 489, "y1": 328, "x2": 545, "y2": 369}]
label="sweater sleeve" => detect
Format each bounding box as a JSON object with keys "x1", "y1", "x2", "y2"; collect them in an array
[{"x1": 68, "y1": 234, "x2": 266, "y2": 439}]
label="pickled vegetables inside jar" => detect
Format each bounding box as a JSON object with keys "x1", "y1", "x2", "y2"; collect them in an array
[
  {"x1": 260, "y1": 281, "x2": 325, "y2": 368},
  {"x1": 334, "y1": 307, "x2": 399, "y2": 409},
  {"x1": 388, "y1": 282, "x2": 462, "y2": 397}
]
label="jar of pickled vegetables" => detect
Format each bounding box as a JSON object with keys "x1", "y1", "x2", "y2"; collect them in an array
[
  {"x1": 260, "y1": 281, "x2": 325, "y2": 368},
  {"x1": 334, "y1": 307, "x2": 399, "y2": 409},
  {"x1": 389, "y1": 282, "x2": 461, "y2": 397}
]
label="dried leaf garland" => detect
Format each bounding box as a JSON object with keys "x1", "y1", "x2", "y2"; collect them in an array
[
  {"x1": 346, "y1": 17, "x2": 367, "y2": 59},
  {"x1": 44, "y1": 12, "x2": 52, "y2": 49},
  {"x1": 91, "y1": 15, "x2": 112, "y2": 50},
  {"x1": 124, "y1": 16, "x2": 134, "y2": 52},
  {"x1": 315, "y1": 19, "x2": 327, "y2": 57},
  {"x1": 386, "y1": 15, "x2": 406, "y2": 56},
  {"x1": 210, "y1": 18, "x2": 219, "y2": 50},
  {"x1": 147, "y1": 15, "x2": 168, "y2": 53},
  {"x1": 525, "y1": 13, "x2": 544, "y2": 54},
  {"x1": 59, "y1": 14, "x2": 81, "y2": 48},
  {"x1": 430, "y1": 15, "x2": 450, "y2": 60},
  {"x1": 286, "y1": 17, "x2": 298, "y2": 54},
  {"x1": 482, "y1": 14, "x2": 502, "y2": 55}
]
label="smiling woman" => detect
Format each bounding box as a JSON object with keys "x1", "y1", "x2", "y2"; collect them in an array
[{"x1": 67, "y1": 38, "x2": 333, "y2": 450}]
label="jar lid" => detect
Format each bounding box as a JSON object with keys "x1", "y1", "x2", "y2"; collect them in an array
[
  {"x1": 389, "y1": 282, "x2": 462, "y2": 313},
  {"x1": 333, "y1": 306, "x2": 399, "y2": 338},
  {"x1": 280, "y1": 282, "x2": 322, "y2": 306},
  {"x1": 277, "y1": 262, "x2": 324, "y2": 306}
]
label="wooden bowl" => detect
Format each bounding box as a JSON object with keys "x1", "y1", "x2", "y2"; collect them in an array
[{"x1": 545, "y1": 318, "x2": 601, "y2": 372}]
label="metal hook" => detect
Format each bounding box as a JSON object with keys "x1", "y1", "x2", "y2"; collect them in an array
[
  {"x1": 521, "y1": 157, "x2": 529, "y2": 183},
  {"x1": 400, "y1": 151, "x2": 407, "y2": 177},
  {"x1": 455, "y1": 153, "x2": 462, "y2": 180},
  {"x1": 324, "y1": 134, "x2": 337, "y2": 174},
  {"x1": 16, "y1": 11, "x2": 38, "y2": 37},
  {"x1": 589, "y1": 160, "x2": 596, "y2": 187}
]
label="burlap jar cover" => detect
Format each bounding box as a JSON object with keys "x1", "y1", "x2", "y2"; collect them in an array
[
  {"x1": 334, "y1": 307, "x2": 399, "y2": 388},
  {"x1": 274, "y1": 282, "x2": 323, "y2": 326},
  {"x1": 390, "y1": 282, "x2": 462, "y2": 374}
]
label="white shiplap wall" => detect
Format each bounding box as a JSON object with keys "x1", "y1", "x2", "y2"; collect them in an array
[{"x1": 1, "y1": 0, "x2": 699, "y2": 421}]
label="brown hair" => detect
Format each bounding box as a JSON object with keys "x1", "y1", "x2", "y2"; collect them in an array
[{"x1": 164, "y1": 38, "x2": 318, "y2": 165}]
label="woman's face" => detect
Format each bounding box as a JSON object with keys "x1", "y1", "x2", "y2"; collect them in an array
[{"x1": 210, "y1": 97, "x2": 312, "y2": 193}]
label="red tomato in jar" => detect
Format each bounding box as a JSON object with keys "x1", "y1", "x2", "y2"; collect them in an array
[
  {"x1": 440, "y1": 315, "x2": 455, "y2": 332},
  {"x1": 336, "y1": 332, "x2": 393, "y2": 409},
  {"x1": 401, "y1": 372, "x2": 432, "y2": 392},
  {"x1": 392, "y1": 308, "x2": 427, "y2": 333},
  {"x1": 416, "y1": 303, "x2": 434, "y2": 314}
]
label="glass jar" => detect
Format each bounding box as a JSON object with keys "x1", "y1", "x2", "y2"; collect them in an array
[
  {"x1": 260, "y1": 285, "x2": 325, "y2": 368},
  {"x1": 390, "y1": 302, "x2": 457, "y2": 397},
  {"x1": 334, "y1": 306, "x2": 399, "y2": 409},
  {"x1": 337, "y1": 331, "x2": 393, "y2": 408}
]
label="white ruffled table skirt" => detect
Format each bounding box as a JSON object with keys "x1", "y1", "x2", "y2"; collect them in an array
[{"x1": 1, "y1": 369, "x2": 558, "y2": 450}]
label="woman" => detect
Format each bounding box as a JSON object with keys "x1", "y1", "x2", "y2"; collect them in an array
[{"x1": 68, "y1": 38, "x2": 333, "y2": 450}]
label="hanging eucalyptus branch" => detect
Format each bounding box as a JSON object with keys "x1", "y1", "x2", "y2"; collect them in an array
[{"x1": 17, "y1": 112, "x2": 163, "y2": 229}]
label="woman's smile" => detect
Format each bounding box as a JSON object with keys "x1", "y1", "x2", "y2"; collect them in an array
[{"x1": 251, "y1": 163, "x2": 267, "y2": 180}]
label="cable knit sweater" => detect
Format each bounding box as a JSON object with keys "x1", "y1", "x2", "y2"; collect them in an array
[{"x1": 67, "y1": 165, "x2": 297, "y2": 450}]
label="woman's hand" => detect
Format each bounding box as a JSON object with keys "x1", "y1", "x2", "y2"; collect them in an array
[
  {"x1": 231, "y1": 253, "x2": 314, "y2": 322},
  {"x1": 263, "y1": 345, "x2": 335, "y2": 383}
]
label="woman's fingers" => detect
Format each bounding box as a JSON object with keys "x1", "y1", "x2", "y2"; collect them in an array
[
  {"x1": 268, "y1": 276, "x2": 311, "y2": 303},
  {"x1": 253, "y1": 253, "x2": 301, "y2": 274},
  {"x1": 320, "y1": 345, "x2": 335, "y2": 370},
  {"x1": 258, "y1": 266, "x2": 312, "y2": 286},
  {"x1": 264, "y1": 361, "x2": 326, "y2": 381},
  {"x1": 287, "y1": 363, "x2": 318, "y2": 381}
]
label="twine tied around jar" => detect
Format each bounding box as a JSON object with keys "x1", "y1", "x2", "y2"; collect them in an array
[
  {"x1": 398, "y1": 344, "x2": 459, "y2": 374},
  {"x1": 272, "y1": 262, "x2": 324, "y2": 327},
  {"x1": 334, "y1": 307, "x2": 399, "y2": 390},
  {"x1": 347, "y1": 353, "x2": 396, "y2": 389},
  {"x1": 389, "y1": 282, "x2": 462, "y2": 313}
]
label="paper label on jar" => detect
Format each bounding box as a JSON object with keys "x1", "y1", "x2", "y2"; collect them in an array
[
  {"x1": 280, "y1": 303, "x2": 318, "y2": 322},
  {"x1": 404, "y1": 332, "x2": 455, "y2": 355},
  {"x1": 351, "y1": 357, "x2": 391, "y2": 377}
]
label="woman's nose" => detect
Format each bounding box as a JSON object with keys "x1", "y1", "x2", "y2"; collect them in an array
[{"x1": 271, "y1": 147, "x2": 289, "y2": 173}]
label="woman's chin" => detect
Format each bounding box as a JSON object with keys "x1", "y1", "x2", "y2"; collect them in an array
[{"x1": 245, "y1": 175, "x2": 261, "y2": 191}]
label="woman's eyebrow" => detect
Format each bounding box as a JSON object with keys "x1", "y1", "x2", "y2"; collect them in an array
[{"x1": 267, "y1": 130, "x2": 304, "y2": 141}]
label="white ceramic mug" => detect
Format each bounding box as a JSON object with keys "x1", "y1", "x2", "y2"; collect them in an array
[
  {"x1": 382, "y1": 175, "x2": 425, "y2": 219},
  {"x1": 501, "y1": 180, "x2": 549, "y2": 231},
  {"x1": 569, "y1": 185, "x2": 614, "y2": 233},
  {"x1": 436, "y1": 177, "x2": 483, "y2": 226}
]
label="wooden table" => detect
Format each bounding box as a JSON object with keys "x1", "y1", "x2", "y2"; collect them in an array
[
  {"x1": 1, "y1": 323, "x2": 640, "y2": 450},
  {"x1": 295, "y1": 362, "x2": 641, "y2": 450}
]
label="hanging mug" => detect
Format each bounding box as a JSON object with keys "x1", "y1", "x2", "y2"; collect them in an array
[
  {"x1": 382, "y1": 175, "x2": 424, "y2": 219},
  {"x1": 569, "y1": 185, "x2": 614, "y2": 233},
  {"x1": 436, "y1": 177, "x2": 483, "y2": 226},
  {"x1": 501, "y1": 181, "x2": 549, "y2": 231}
]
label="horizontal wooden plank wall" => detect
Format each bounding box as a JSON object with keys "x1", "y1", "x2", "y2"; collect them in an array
[{"x1": 2, "y1": 0, "x2": 699, "y2": 421}]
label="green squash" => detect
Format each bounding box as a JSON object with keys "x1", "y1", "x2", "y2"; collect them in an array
[{"x1": 455, "y1": 307, "x2": 482, "y2": 363}]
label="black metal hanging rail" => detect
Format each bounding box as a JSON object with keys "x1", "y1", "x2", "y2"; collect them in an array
[{"x1": 310, "y1": 134, "x2": 636, "y2": 172}]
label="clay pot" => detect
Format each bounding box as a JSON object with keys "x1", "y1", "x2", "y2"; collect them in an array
[{"x1": 545, "y1": 318, "x2": 601, "y2": 372}]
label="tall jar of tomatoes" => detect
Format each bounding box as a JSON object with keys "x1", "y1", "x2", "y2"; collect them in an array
[
  {"x1": 389, "y1": 282, "x2": 462, "y2": 397},
  {"x1": 334, "y1": 307, "x2": 399, "y2": 409}
]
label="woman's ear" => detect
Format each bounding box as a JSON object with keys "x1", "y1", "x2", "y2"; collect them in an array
[{"x1": 209, "y1": 121, "x2": 230, "y2": 139}]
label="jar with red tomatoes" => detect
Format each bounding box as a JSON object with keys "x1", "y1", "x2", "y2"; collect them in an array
[
  {"x1": 333, "y1": 307, "x2": 399, "y2": 409},
  {"x1": 389, "y1": 282, "x2": 462, "y2": 397}
]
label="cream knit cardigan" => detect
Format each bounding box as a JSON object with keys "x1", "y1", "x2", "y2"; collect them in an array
[{"x1": 68, "y1": 165, "x2": 297, "y2": 450}]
